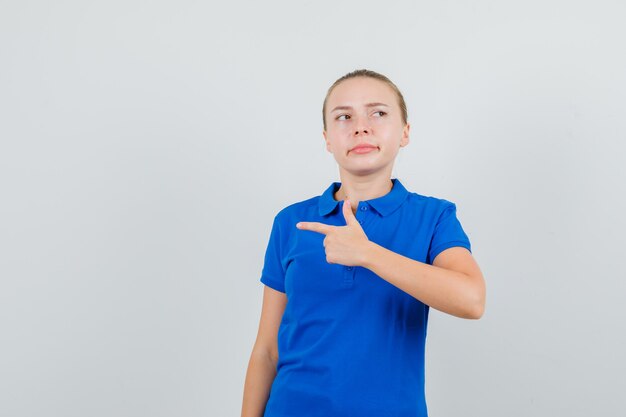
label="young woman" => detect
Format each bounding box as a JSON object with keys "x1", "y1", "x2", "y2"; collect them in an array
[{"x1": 241, "y1": 69, "x2": 486, "y2": 417}]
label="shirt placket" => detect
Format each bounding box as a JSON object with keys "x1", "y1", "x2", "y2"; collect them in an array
[{"x1": 341, "y1": 202, "x2": 370, "y2": 289}]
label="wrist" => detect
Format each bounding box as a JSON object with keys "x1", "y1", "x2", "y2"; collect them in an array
[{"x1": 361, "y1": 241, "x2": 382, "y2": 270}]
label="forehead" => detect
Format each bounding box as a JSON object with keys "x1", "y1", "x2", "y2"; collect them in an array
[{"x1": 327, "y1": 77, "x2": 397, "y2": 108}]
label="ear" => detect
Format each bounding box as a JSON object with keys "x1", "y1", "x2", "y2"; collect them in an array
[
  {"x1": 323, "y1": 130, "x2": 331, "y2": 152},
  {"x1": 400, "y1": 122, "x2": 410, "y2": 147}
]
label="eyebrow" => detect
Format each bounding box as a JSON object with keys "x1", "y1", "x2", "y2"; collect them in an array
[{"x1": 330, "y1": 102, "x2": 389, "y2": 113}]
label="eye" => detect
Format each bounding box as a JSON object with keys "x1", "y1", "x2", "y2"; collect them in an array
[
  {"x1": 373, "y1": 111, "x2": 387, "y2": 117},
  {"x1": 336, "y1": 114, "x2": 350, "y2": 121}
]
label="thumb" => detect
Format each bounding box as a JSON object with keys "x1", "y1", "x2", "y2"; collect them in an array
[{"x1": 342, "y1": 199, "x2": 359, "y2": 226}]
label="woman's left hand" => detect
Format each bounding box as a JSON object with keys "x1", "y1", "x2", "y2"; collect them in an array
[{"x1": 296, "y1": 199, "x2": 373, "y2": 267}]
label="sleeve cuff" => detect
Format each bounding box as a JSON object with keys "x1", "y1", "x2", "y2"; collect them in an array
[
  {"x1": 429, "y1": 241, "x2": 472, "y2": 264},
  {"x1": 260, "y1": 275, "x2": 286, "y2": 293}
]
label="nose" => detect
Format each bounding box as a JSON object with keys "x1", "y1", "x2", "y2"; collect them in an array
[{"x1": 353, "y1": 116, "x2": 370, "y2": 136}]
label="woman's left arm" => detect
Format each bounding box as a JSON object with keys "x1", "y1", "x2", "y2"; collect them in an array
[
  {"x1": 296, "y1": 200, "x2": 486, "y2": 320},
  {"x1": 362, "y1": 244, "x2": 486, "y2": 319}
]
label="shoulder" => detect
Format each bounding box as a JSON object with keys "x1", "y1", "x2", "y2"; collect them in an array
[
  {"x1": 274, "y1": 195, "x2": 319, "y2": 221},
  {"x1": 403, "y1": 189, "x2": 458, "y2": 215},
  {"x1": 268, "y1": 194, "x2": 322, "y2": 238}
]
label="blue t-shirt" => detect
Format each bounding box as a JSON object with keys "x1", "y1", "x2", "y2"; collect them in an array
[{"x1": 259, "y1": 178, "x2": 472, "y2": 417}]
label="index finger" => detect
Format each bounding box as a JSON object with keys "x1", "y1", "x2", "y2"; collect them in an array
[{"x1": 296, "y1": 221, "x2": 334, "y2": 235}]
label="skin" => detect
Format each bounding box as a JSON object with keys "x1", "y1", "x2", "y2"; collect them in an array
[
  {"x1": 322, "y1": 76, "x2": 410, "y2": 205},
  {"x1": 241, "y1": 76, "x2": 486, "y2": 417}
]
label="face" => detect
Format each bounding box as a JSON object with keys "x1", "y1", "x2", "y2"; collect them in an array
[{"x1": 323, "y1": 77, "x2": 410, "y2": 177}]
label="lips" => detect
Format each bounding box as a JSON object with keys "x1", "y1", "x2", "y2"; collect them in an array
[{"x1": 350, "y1": 144, "x2": 378, "y2": 152}]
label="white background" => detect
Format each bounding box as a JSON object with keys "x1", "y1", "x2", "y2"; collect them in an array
[{"x1": 1, "y1": 1, "x2": 625, "y2": 416}]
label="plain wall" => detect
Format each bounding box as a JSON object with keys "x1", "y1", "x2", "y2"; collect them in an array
[{"x1": 1, "y1": 0, "x2": 625, "y2": 416}]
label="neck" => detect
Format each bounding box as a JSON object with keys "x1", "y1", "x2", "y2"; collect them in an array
[{"x1": 334, "y1": 178, "x2": 394, "y2": 202}]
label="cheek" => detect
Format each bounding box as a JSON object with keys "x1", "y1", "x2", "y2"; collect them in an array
[
  {"x1": 374, "y1": 117, "x2": 399, "y2": 128},
  {"x1": 325, "y1": 136, "x2": 349, "y2": 152},
  {"x1": 377, "y1": 123, "x2": 402, "y2": 137},
  {"x1": 336, "y1": 123, "x2": 352, "y2": 132},
  {"x1": 327, "y1": 124, "x2": 352, "y2": 139},
  {"x1": 372, "y1": 122, "x2": 392, "y2": 136}
]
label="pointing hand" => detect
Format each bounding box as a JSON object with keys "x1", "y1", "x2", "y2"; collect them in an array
[{"x1": 296, "y1": 199, "x2": 372, "y2": 267}]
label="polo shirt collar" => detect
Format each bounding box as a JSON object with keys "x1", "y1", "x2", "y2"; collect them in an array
[{"x1": 318, "y1": 178, "x2": 409, "y2": 217}]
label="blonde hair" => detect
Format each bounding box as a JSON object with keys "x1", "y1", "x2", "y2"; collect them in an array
[{"x1": 322, "y1": 69, "x2": 408, "y2": 131}]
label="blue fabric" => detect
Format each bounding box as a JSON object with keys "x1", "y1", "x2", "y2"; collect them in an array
[{"x1": 259, "y1": 178, "x2": 471, "y2": 417}]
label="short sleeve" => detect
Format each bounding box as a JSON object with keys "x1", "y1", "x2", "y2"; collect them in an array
[
  {"x1": 259, "y1": 215, "x2": 286, "y2": 293},
  {"x1": 427, "y1": 202, "x2": 472, "y2": 265}
]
